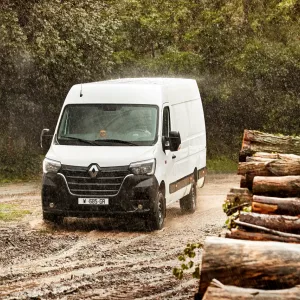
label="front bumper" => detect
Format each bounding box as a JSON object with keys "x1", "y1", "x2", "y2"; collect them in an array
[{"x1": 42, "y1": 172, "x2": 159, "y2": 218}]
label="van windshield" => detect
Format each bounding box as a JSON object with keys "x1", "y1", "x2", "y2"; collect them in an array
[{"x1": 57, "y1": 104, "x2": 159, "y2": 146}]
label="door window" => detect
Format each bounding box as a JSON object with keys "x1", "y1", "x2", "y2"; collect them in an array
[{"x1": 162, "y1": 107, "x2": 171, "y2": 137}]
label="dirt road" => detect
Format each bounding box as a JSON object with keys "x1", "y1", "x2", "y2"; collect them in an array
[{"x1": 0, "y1": 174, "x2": 239, "y2": 299}]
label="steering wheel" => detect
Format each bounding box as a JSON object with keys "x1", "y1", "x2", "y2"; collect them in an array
[{"x1": 128, "y1": 128, "x2": 152, "y2": 137}]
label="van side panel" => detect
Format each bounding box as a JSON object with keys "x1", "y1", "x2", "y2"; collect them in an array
[
  {"x1": 169, "y1": 102, "x2": 190, "y2": 200},
  {"x1": 168, "y1": 96, "x2": 206, "y2": 203}
]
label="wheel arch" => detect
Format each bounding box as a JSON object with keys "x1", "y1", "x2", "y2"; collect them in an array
[{"x1": 158, "y1": 180, "x2": 166, "y2": 217}]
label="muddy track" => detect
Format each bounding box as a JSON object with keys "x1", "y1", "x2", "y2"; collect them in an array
[{"x1": 0, "y1": 174, "x2": 239, "y2": 299}]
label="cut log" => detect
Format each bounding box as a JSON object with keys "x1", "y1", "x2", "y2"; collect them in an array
[
  {"x1": 224, "y1": 188, "x2": 252, "y2": 215},
  {"x1": 234, "y1": 219, "x2": 300, "y2": 240},
  {"x1": 246, "y1": 156, "x2": 274, "y2": 162},
  {"x1": 240, "y1": 175, "x2": 254, "y2": 190},
  {"x1": 239, "y1": 212, "x2": 300, "y2": 233},
  {"x1": 252, "y1": 152, "x2": 280, "y2": 159},
  {"x1": 240, "y1": 176, "x2": 247, "y2": 188},
  {"x1": 253, "y1": 175, "x2": 300, "y2": 197},
  {"x1": 239, "y1": 158, "x2": 300, "y2": 177},
  {"x1": 253, "y1": 152, "x2": 300, "y2": 160},
  {"x1": 238, "y1": 161, "x2": 272, "y2": 176},
  {"x1": 239, "y1": 130, "x2": 300, "y2": 162},
  {"x1": 226, "y1": 228, "x2": 300, "y2": 243},
  {"x1": 201, "y1": 279, "x2": 300, "y2": 300},
  {"x1": 268, "y1": 158, "x2": 300, "y2": 176},
  {"x1": 252, "y1": 195, "x2": 300, "y2": 215},
  {"x1": 226, "y1": 188, "x2": 252, "y2": 204},
  {"x1": 198, "y1": 236, "x2": 300, "y2": 297}
]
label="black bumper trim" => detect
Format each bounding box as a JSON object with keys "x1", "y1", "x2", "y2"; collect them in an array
[{"x1": 42, "y1": 172, "x2": 159, "y2": 217}]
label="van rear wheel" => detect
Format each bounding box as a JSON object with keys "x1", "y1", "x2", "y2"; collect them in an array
[
  {"x1": 146, "y1": 191, "x2": 165, "y2": 231},
  {"x1": 180, "y1": 184, "x2": 197, "y2": 213}
]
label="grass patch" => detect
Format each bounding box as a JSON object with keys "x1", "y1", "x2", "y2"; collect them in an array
[
  {"x1": 207, "y1": 156, "x2": 238, "y2": 173},
  {"x1": 0, "y1": 204, "x2": 31, "y2": 221}
]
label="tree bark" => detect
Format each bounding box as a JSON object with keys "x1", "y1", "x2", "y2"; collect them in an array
[
  {"x1": 239, "y1": 130, "x2": 300, "y2": 162},
  {"x1": 252, "y1": 195, "x2": 300, "y2": 215},
  {"x1": 198, "y1": 236, "x2": 300, "y2": 298},
  {"x1": 201, "y1": 279, "x2": 300, "y2": 300},
  {"x1": 226, "y1": 188, "x2": 252, "y2": 204},
  {"x1": 240, "y1": 175, "x2": 253, "y2": 190},
  {"x1": 252, "y1": 152, "x2": 300, "y2": 160},
  {"x1": 238, "y1": 161, "x2": 272, "y2": 176},
  {"x1": 239, "y1": 157, "x2": 300, "y2": 177},
  {"x1": 226, "y1": 228, "x2": 300, "y2": 243},
  {"x1": 253, "y1": 175, "x2": 300, "y2": 197},
  {"x1": 239, "y1": 212, "x2": 300, "y2": 233}
]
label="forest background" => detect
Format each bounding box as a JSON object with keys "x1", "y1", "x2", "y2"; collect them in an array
[{"x1": 0, "y1": 0, "x2": 299, "y2": 181}]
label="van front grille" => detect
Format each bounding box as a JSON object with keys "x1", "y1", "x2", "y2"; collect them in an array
[{"x1": 59, "y1": 165, "x2": 130, "y2": 196}]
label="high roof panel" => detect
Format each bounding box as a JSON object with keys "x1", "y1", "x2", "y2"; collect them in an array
[{"x1": 91, "y1": 78, "x2": 194, "y2": 86}]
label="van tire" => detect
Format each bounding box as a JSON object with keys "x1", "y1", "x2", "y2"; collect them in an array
[
  {"x1": 146, "y1": 191, "x2": 165, "y2": 231},
  {"x1": 180, "y1": 184, "x2": 197, "y2": 213},
  {"x1": 43, "y1": 212, "x2": 64, "y2": 225}
]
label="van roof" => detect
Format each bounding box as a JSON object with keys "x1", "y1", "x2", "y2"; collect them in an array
[
  {"x1": 95, "y1": 78, "x2": 195, "y2": 86},
  {"x1": 64, "y1": 78, "x2": 200, "y2": 106}
]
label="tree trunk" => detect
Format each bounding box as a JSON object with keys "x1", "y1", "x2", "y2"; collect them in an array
[
  {"x1": 252, "y1": 152, "x2": 300, "y2": 160},
  {"x1": 239, "y1": 130, "x2": 300, "y2": 162},
  {"x1": 226, "y1": 228, "x2": 300, "y2": 243},
  {"x1": 239, "y1": 157, "x2": 300, "y2": 177},
  {"x1": 201, "y1": 279, "x2": 300, "y2": 300},
  {"x1": 239, "y1": 212, "x2": 300, "y2": 233},
  {"x1": 252, "y1": 152, "x2": 280, "y2": 159},
  {"x1": 226, "y1": 188, "x2": 252, "y2": 204},
  {"x1": 198, "y1": 236, "x2": 300, "y2": 298},
  {"x1": 252, "y1": 195, "x2": 300, "y2": 215},
  {"x1": 253, "y1": 175, "x2": 300, "y2": 197},
  {"x1": 238, "y1": 161, "x2": 272, "y2": 176},
  {"x1": 240, "y1": 175, "x2": 253, "y2": 190}
]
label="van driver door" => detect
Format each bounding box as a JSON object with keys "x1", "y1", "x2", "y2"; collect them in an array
[{"x1": 162, "y1": 105, "x2": 176, "y2": 204}]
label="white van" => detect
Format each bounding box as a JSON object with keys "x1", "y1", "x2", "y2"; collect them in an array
[{"x1": 41, "y1": 78, "x2": 206, "y2": 230}]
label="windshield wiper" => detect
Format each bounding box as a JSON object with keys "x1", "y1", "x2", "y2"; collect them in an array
[
  {"x1": 94, "y1": 139, "x2": 138, "y2": 146},
  {"x1": 59, "y1": 136, "x2": 97, "y2": 145}
]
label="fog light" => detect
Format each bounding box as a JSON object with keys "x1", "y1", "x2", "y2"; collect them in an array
[
  {"x1": 49, "y1": 202, "x2": 55, "y2": 208},
  {"x1": 138, "y1": 204, "x2": 143, "y2": 210}
]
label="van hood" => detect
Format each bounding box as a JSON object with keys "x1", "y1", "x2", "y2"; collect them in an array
[{"x1": 46, "y1": 145, "x2": 156, "y2": 167}]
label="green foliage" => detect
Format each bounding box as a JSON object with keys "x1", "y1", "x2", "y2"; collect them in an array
[
  {"x1": 0, "y1": 146, "x2": 43, "y2": 182},
  {"x1": 223, "y1": 205, "x2": 252, "y2": 229},
  {"x1": 173, "y1": 243, "x2": 202, "y2": 280},
  {"x1": 1, "y1": 0, "x2": 300, "y2": 179}
]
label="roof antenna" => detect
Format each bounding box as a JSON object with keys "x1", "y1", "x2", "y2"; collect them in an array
[{"x1": 80, "y1": 83, "x2": 83, "y2": 97}]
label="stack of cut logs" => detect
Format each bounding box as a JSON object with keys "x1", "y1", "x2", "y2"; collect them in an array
[
  {"x1": 195, "y1": 130, "x2": 300, "y2": 299},
  {"x1": 226, "y1": 129, "x2": 300, "y2": 243}
]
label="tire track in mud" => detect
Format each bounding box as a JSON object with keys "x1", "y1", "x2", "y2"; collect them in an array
[{"x1": 0, "y1": 175, "x2": 239, "y2": 299}]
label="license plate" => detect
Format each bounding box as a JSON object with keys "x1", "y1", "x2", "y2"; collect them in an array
[{"x1": 78, "y1": 198, "x2": 109, "y2": 205}]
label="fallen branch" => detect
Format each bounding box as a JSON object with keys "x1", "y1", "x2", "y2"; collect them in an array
[
  {"x1": 226, "y1": 228, "x2": 300, "y2": 243},
  {"x1": 234, "y1": 219, "x2": 300, "y2": 240}
]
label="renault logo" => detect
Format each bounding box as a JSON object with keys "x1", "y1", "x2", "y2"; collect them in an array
[{"x1": 88, "y1": 165, "x2": 99, "y2": 178}]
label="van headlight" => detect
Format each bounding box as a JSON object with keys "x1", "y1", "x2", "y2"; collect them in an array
[
  {"x1": 129, "y1": 159, "x2": 156, "y2": 175},
  {"x1": 43, "y1": 158, "x2": 61, "y2": 174}
]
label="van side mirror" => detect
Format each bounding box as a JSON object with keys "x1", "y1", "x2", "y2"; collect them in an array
[
  {"x1": 169, "y1": 131, "x2": 181, "y2": 152},
  {"x1": 40, "y1": 128, "x2": 53, "y2": 152}
]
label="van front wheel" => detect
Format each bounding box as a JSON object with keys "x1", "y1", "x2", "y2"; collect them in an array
[
  {"x1": 180, "y1": 184, "x2": 197, "y2": 213},
  {"x1": 43, "y1": 212, "x2": 64, "y2": 225},
  {"x1": 147, "y1": 191, "x2": 165, "y2": 231}
]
